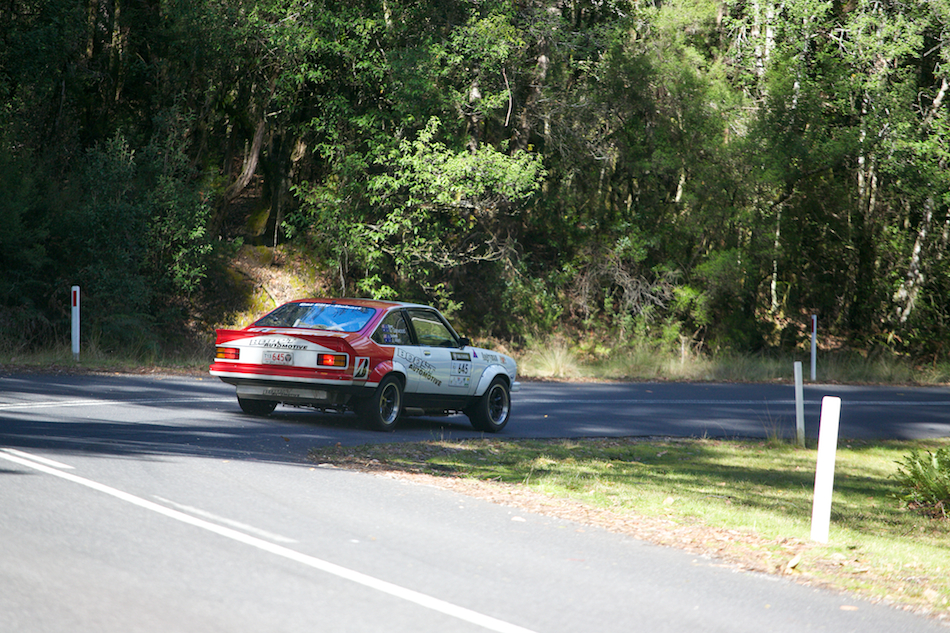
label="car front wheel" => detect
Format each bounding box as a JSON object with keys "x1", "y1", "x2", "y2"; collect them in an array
[
  {"x1": 466, "y1": 377, "x2": 510, "y2": 432},
  {"x1": 357, "y1": 375, "x2": 403, "y2": 432},
  {"x1": 238, "y1": 397, "x2": 278, "y2": 416}
]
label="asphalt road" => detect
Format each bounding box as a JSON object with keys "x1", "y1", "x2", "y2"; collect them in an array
[{"x1": 1, "y1": 372, "x2": 949, "y2": 632}]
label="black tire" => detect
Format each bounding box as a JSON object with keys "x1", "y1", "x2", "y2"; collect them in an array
[
  {"x1": 466, "y1": 376, "x2": 510, "y2": 433},
  {"x1": 357, "y1": 375, "x2": 403, "y2": 432},
  {"x1": 238, "y1": 397, "x2": 278, "y2": 416}
]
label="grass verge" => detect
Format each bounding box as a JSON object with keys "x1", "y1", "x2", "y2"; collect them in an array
[
  {"x1": 310, "y1": 436, "x2": 950, "y2": 621},
  {"x1": 8, "y1": 325, "x2": 950, "y2": 385},
  {"x1": 0, "y1": 344, "x2": 210, "y2": 376},
  {"x1": 516, "y1": 340, "x2": 950, "y2": 384}
]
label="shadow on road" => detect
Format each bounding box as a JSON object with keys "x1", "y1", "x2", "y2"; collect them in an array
[
  {"x1": 0, "y1": 372, "x2": 485, "y2": 466},
  {"x1": 4, "y1": 372, "x2": 950, "y2": 468}
]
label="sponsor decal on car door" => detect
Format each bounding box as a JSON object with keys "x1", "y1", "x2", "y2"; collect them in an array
[
  {"x1": 396, "y1": 346, "x2": 445, "y2": 393},
  {"x1": 353, "y1": 357, "x2": 370, "y2": 381}
]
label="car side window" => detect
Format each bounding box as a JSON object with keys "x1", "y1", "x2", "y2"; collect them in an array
[
  {"x1": 372, "y1": 311, "x2": 411, "y2": 345},
  {"x1": 407, "y1": 310, "x2": 457, "y2": 347}
]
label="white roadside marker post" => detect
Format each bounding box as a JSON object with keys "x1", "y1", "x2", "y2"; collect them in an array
[
  {"x1": 810, "y1": 396, "x2": 841, "y2": 543},
  {"x1": 71, "y1": 286, "x2": 80, "y2": 362},
  {"x1": 794, "y1": 361, "x2": 805, "y2": 448}
]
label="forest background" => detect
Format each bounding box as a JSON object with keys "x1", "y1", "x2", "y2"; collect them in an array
[{"x1": 3, "y1": 0, "x2": 950, "y2": 369}]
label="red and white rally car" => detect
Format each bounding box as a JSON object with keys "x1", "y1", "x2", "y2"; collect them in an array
[{"x1": 210, "y1": 298, "x2": 519, "y2": 432}]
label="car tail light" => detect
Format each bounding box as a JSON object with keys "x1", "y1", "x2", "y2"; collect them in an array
[
  {"x1": 215, "y1": 347, "x2": 240, "y2": 360},
  {"x1": 317, "y1": 353, "x2": 347, "y2": 368}
]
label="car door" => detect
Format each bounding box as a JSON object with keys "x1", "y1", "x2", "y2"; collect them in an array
[{"x1": 403, "y1": 308, "x2": 473, "y2": 396}]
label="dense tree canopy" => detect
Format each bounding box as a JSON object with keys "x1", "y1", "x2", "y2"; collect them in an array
[{"x1": 1, "y1": 0, "x2": 949, "y2": 357}]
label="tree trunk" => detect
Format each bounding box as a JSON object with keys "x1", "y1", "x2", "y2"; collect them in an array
[
  {"x1": 208, "y1": 117, "x2": 268, "y2": 237},
  {"x1": 894, "y1": 197, "x2": 935, "y2": 323},
  {"x1": 751, "y1": 1, "x2": 776, "y2": 81},
  {"x1": 110, "y1": 0, "x2": 125, "y2": 106},
  {"x1": 85, "y1": 0, "x2": 98, "y2": 59},
  {"x1": 224, "y1": 118, "x2": 267, "y2": 204},
  {"x1": 770, "y1": 205, "x2": 781, "y2": 314}
]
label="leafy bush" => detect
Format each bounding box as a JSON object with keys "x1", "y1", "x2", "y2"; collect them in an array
[
  {"x1": 893, "y1": 447, "x2": 950, "y2": 518},
  {"x1": 0, "y1": 305, "x2": 54, "y2": 353}
]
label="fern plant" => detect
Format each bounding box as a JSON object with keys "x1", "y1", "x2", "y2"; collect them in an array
[{"x1": 893, "y1": 447, "x2": 950, "y2": 518}]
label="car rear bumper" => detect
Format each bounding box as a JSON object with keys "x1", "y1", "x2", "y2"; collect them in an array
[{"x1": 212, "y1": 369, "x2": 370, "y2": 405}]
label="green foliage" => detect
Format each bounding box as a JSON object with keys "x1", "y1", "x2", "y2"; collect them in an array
[
  {"x1": 693, "y1": 249, "x2": 753, "y2": 347},
  {"x1": 69, "y1": 135, "x2": 152, "y2": 319},
  {"x1": 0, "y1": 146, "x2": 51, "y2": 310},
  {"x1": 372, "y1": 117, "x2": 544, "y2": 211},
  {"x1": 48, "y1": 127, "x2": 213, "y2": 352},
  {"x1": 141, "y1": 108, "x2": 214, "y2": 297},
  {"x1": 364, "y1": 117, "x2": 544, "y2": 292},
  {"x1": 4, "y1": 0, "x2": 950, "y2": 357},
  {"x1": 498, "y1": 266, "x2": 564, "y2": 338},
  {"x1": 294, "y1": 114, "x2": 545, "y2": 326},
  {"x1": 894, "y1": 448, "x2": 950, "y2": 518}
]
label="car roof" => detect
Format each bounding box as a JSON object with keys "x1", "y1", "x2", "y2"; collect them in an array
[{"x1": 286, "y1": 298, "x2": 431, "y2": 311}]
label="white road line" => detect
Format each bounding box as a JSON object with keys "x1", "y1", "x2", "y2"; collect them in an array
[
  {"x1": 0, "y1": 450, "x2": 539, "y2": 633},
  {"x1": 0, "y1": 398, "x2": 112, "y2": 410},
  {"x1": 0, "y1": 396, "x2": 230, "y2": 411},
  {"x1": 0, "y1": 448, "x2": 74, "y2": 469},
  {"x1": 153, "y1": 496, "x2": 298, "y2": 544}
]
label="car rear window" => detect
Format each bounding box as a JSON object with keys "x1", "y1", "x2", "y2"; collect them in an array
[{"x1": 252, "y1": 303, "x2": 376, "y2": 332}]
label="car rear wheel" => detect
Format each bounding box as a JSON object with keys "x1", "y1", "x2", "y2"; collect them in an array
[
  {"x1": 357, "y1": 375, "x2": 403, "y2": 432},
  {"x1": 466, "y1": 376, "x2": 510, "y2": 433},
  {"x1": 238, "y1": 397, "x2": 278, "y2": 416}
]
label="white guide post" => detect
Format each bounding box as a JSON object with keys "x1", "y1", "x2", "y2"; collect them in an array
[
  {"x1": 71, "y1": 286, "x2": 80, "y2": 362},
  {"x1": 810, "y1": 396, "x2": 841, "y2": 543},
  {"x1": 794, "y1": 361, "x2": 805, "y2": 448},
  {"x1": 810, "y1": 315, "x2": 817, "y2": 381}
]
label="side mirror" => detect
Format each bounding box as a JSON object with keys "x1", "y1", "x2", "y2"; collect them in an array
[{"x1": 458, "y1": 337, "x2": 471, "y2": 348}]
